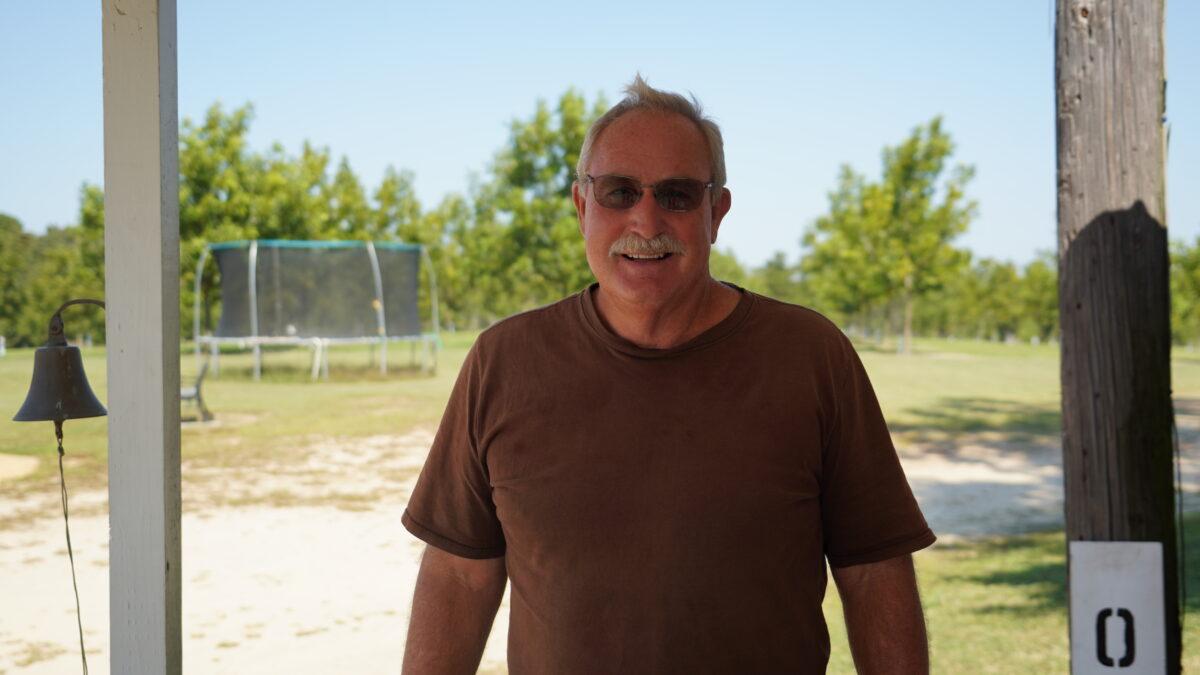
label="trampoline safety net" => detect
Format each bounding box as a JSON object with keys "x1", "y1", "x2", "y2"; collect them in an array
[{"x1": 210, "y1": 241, "x2": 422, "y2": 339}]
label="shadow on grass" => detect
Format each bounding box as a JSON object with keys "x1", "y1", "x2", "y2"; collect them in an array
[
  {"x1": 1186, "y1": 512, "x2": 1200, "y2": 613},
  {"x1": 852, "y1": 341, "x2": 900, "y2": 355},
  {"x1": 972, "y1": 560, "x2": 1067, "y2": 617},
  {"x1": 892, "y1": 397, "x2": 1060, "y2": 443},
  {"x1": 957, "y1": 514, "x2": 1200, "y2": 617}
]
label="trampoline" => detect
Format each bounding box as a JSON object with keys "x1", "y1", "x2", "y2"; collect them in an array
[{"x1": 193, "y1": 240, "x2": 439, "y2": 380}]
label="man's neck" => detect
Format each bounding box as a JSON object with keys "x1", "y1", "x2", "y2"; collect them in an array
[{"x1": 594, "y1": 277, "x2": 741, "y2": 350}]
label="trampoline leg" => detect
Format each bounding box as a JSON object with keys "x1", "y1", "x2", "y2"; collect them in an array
[
  {"x1": 253, "y1": 344, "x2": 261, "y2": 381},
  {"x1": 425, "y1": 337, "x2": 437, "y2": 374},
  {"x1": 211, "y1": 341, "x2": 220, "y2": 377},
  {"x1": 381, "y1": 339, "x2": 388, "y2": 375},
  {"x1": 322, "y1": 340, "x2": 330, "y2": 380},
  {"x1": 310, "y1": 340, "x2": 322, "y2": 381}
]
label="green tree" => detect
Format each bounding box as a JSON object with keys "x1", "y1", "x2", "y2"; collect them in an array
[
  {"x1": 1172, "y1": 238, "x2": 1200, "y2": 345},
  {"x1": 800, "y1": 168, "x2": 896, "y2": 334},
  {"x1": 373, "y1": 167, "x2": 424, "y2": 242},
  {"x1": 802, "y1": 118, "x2": 975, "y2": 351},
  {"x1": 748, "y1": 251, "x2": 802, "y2": 304},
  {"x1": 469, "y1": 89, "x2": 608, "y2": 321},
  {"x1": 178, "y1": 103, "x2": 259, "y2": 242},
  {"x1": 416, "y1": 193, "x2": 472, "y2": 330},
  {"x1": 1017, "y1": 252, "x2": 1058, "y2": 342},
  {"x1": 971, "y1": 258, "x2": 1022, "y2": 341},
  {"x1": 0, "y1": 213, "x2": 32, "y2": 343},
  {"x1": 709, "y1": 247, "x2": 749, "y2": 287},
  {"x1": 327, "y1": 157, "x2": 371, "y2": 237},
  {"x1": 8, "y1": 226, "x2": 103, "y2": 346}
]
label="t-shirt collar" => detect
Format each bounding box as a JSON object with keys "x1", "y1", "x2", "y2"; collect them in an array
[{"x1": 577, "y1": 281, "x2": 755, "y2": 359}]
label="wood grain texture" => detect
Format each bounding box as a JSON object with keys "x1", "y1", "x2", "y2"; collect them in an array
[
  {"x1": 102, "y1": 0, "x2": 181, "y2": 672},
  {"x1": 1055, "y1": 0, "x2": 1178, "y2": 671}
]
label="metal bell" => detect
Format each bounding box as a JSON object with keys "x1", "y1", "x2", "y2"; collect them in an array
[{"x1": 12, "y1": 303, "x2": 107, "y2": 423}]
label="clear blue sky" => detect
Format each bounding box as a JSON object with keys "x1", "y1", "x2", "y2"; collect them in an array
[{"x1": 1, "y1": 1, "x2": 1197, "y2": 268}]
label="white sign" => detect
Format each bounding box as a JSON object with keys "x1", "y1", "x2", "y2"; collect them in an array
[{"x1": 1070, "y1": 541, "x2": 1165, "y2": 674}]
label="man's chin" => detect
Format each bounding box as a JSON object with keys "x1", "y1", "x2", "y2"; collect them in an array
[{"x1": 596, "y1": 270, "x2": 693, "y2": 309}]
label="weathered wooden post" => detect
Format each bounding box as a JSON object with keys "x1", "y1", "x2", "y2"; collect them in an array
[
  {"x1": 103, "y1": 0, "x2": 182, "y2": 672},
  {"x1": 1056, "y1": 0, "x2": 1177, "y2": 672}
]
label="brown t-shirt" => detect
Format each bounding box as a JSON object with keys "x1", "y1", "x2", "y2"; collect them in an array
[{"x1": 403, "y1": 284, "x2": 935, "y2": 673}]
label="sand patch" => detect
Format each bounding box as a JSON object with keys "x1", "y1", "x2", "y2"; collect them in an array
[
  {"x1": 0, "y1": 454, "x2": 38, "y2": 481},
  {"x1": 5, "y1": 415, "x2": 1200, "y2": 673}
]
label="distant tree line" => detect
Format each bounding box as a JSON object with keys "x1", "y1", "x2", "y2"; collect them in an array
[{"x1": 2, "y1": 90, "x2": 1198, "y2": 349}]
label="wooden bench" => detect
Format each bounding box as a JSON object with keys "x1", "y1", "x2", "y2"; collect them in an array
[{"x1": 181, "y1": 360, "x2": 213, "y2": 421}]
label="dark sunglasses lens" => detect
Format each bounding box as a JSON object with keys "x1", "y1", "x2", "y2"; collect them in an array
[
  {"x1": 654, "y1": 180, "x2": 706, "y2": 212},
  {"x1": 593, "y1": 176, "x2": 643, "y2": 209}
]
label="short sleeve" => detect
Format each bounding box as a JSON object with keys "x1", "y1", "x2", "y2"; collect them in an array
[
  {"x1": 402, "y1": 343, "x2": 506, "y2": 559},
  {"x1": 820, "y1": 339, "x2": 935, "y2": 568}
]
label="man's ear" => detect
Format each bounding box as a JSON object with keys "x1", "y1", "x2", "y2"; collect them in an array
[
  {"x1": 572, "y1": 181, "x2": 587, "y2": 236},
  {"x1": 709, "y1": 187, "x2": 732, "y2": 244}
]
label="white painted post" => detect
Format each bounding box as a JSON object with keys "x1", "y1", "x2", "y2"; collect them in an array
[{"x1": 102, "y1": 1, "x2": 181, "y2": 673}]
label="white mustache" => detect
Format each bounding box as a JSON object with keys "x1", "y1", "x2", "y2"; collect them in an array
[{"x1": 608, "y1": 234, "x2": 686, "y2": 257}]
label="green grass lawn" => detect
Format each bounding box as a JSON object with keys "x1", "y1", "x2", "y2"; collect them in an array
[
  {"x1": 825, "y1": 513, "x2": 1200, "y2": 673},
  {"x1": 6, "y1": 334, "x2": 1198, "y2": 482},
  {"x1": 0, "y1": 334, "x2": 477, "y2": 488},
  {"x1": 859, "y1": 338, "x2": 1063, "y2": 440},
  {"x1": 3, "y1": 333, "x2": 1200, "y2": 669}
]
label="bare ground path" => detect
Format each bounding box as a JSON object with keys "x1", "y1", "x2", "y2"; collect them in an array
[
  {"x1": 3, "y1": 413, "x2": 1199, "y2": 673},
  {"x1": 902, "y1": 401, "x2": 1200, "y2": 540}
]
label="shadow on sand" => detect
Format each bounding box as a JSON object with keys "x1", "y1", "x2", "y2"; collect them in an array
[{"x1": 891, "y1": 397, "x2": 1200, "y2": 540}]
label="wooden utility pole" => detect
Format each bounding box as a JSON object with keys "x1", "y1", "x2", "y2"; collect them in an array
[{"x1": 1056, "y1": 0, "x2": 1177, "y2": 672}]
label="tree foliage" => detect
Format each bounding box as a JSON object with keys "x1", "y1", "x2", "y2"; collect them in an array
[
  {"x1": 801, "y1": 117, "x2": 975, "y2": 350},
  {"x1": 10, "y1": 92, "x2": 1200, "y2": 350},
  {"x1": 0, "y1": 213, "x2": 32, "y2": 342},
  {"x1": 464, "y1": 90, "x2": 607, "y2": 321},
  {"x1": 1172, "y1": 238, "x2": 1200, "y2": 345}
]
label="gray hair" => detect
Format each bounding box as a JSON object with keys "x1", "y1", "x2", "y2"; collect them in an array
[{"x1": 575, "y1": 74, "x2": 726, "y2": 192}]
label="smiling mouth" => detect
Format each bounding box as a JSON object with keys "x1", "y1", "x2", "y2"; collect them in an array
[{"x1": 620, "y1": 253, "x2": 673, "y2": 262}]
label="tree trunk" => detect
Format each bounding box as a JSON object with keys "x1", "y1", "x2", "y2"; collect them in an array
[
  {"x1": 1056, "y1": 0, "x2": 1178, "y2": 671},
  {"x1": 902, "y1": 293, "x2": 914, "y2": 355},
  {"x1": 901, "y1": 274, "x2": 914, "y2": 355}
]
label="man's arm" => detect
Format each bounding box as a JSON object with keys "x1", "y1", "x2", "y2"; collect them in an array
[
  {"x1": 831, "y1": 553, "x2": 929, "y2": 675},
  {"x1": 402, "y1": 544, "x2": 507, "y2": 675}
]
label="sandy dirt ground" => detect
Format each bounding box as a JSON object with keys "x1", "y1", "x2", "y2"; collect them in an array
[{"x1": 2, "y1": 419, "x2": 1199, "y2": 673}]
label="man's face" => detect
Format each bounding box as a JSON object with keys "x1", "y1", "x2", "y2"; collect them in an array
[{"x1": 572, "y1": 110, "x2": 732, "y2": 309}]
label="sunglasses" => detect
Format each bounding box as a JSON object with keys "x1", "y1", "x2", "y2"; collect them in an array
[{"x1": 583, "y1": 174, "x2": 714, "y2": 212}]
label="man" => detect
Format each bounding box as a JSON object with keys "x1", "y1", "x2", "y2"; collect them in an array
[{"x1": 402, "y1": 75, "x2": 935, "y2": 674}]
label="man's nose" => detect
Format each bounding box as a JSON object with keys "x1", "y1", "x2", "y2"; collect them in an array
[{"x1": 624, "y1": 187, "x2": 667, "y2": 236}]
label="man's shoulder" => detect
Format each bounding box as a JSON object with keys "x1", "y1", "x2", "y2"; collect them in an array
[
  {"x1": 728, "y1": 290, "x2": 865, "y2": 376},
  {"x1": 742, "y1": 291, "x2": 848, "y2": 346},
  {"x1": 474, "y1": 292, "x2": 582, "y2": 352}
]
